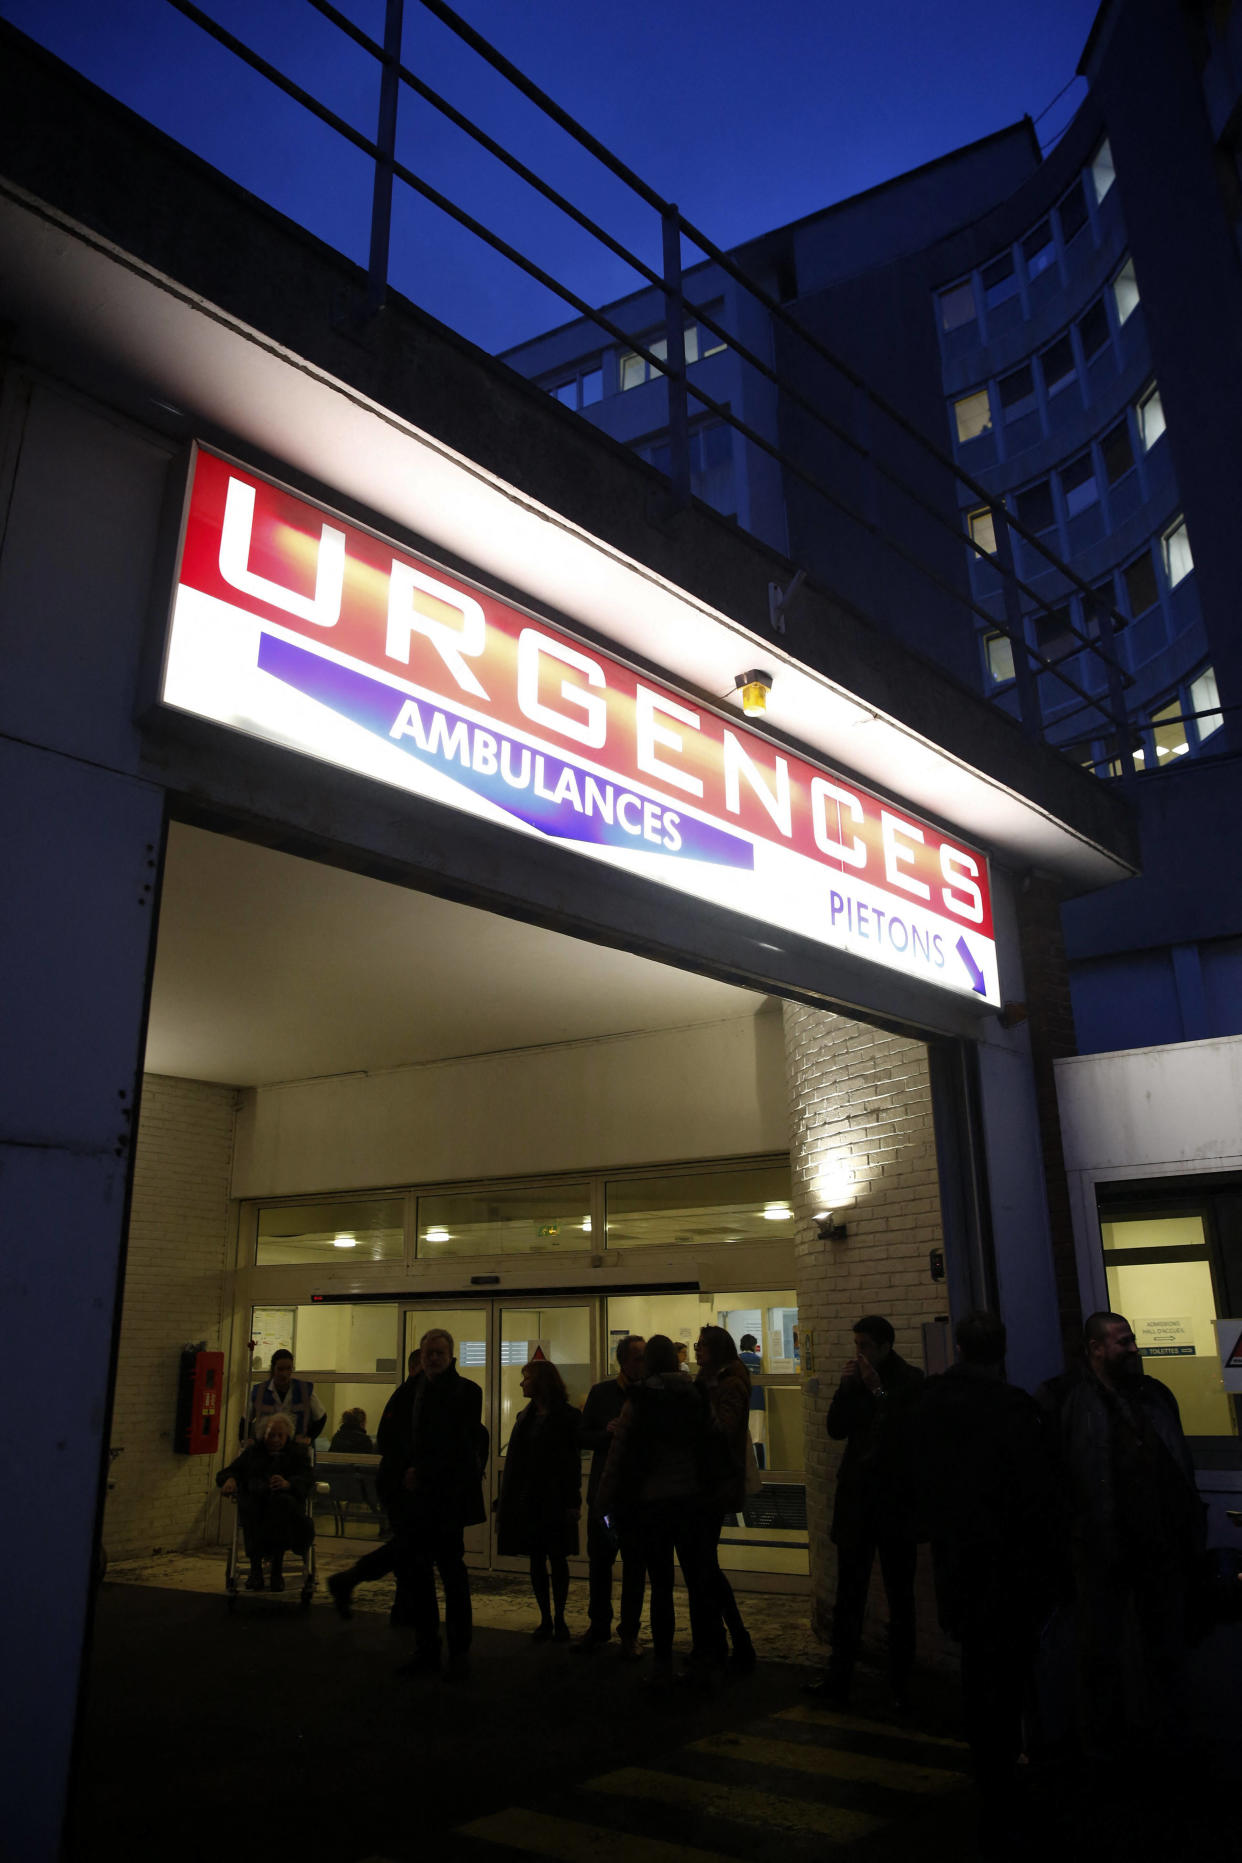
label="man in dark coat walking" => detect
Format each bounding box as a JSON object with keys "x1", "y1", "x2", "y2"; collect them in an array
[
  {"x1": 392, "y1": 1326, "x2": 487, "y2": 1679},
  {"x1": 576, "y1": 1333, "x2": 646, "y2": 1654},
  {"x1": 807, "y1": 1313, "x2": 924, "y2": 1707},
  {"x1": 918, "y1": 1311, "x2": 1058, "y2": 1852}
]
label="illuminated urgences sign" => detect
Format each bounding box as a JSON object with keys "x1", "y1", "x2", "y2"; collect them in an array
[{"x1": 161, "y1": 448, "x2": 1000, "y2": 1005}]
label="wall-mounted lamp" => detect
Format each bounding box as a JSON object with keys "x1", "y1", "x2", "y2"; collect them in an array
[
  {"x1": 736, "y1": 669, "x2": 773, "y2": 716},
  {"x1": 813, "y1": 1209, "x2": 848, "y2": 1242}
]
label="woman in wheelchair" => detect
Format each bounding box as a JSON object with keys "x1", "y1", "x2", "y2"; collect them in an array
[{"x1": 217, "y1": 1412, "x2": 314, "y2": 1590}]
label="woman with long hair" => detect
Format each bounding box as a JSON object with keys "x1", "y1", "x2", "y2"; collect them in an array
[{"x1": 497, "y1": 1358, "x2": 582, "y2": 1641}]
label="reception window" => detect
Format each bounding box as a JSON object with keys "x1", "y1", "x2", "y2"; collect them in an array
[{"x1": 1099, "y1": 1208, "x2": 1237, "y2": 1439}]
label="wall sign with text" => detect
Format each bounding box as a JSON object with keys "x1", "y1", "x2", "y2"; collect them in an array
[{"x1": 160, "y1": 447, "x2": 1000, "y2": 1005}]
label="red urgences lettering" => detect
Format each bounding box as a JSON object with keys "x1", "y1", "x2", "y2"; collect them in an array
[{"x1": 177, "y1": 449, "x2": 992, "y2": 938}]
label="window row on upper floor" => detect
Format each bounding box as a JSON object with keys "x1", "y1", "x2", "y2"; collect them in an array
[
  {"x1": 950, "y1": 255, "x2": 1141, "y2": 458},
  {"x1": 936, "y1": 140, "x2": 1118, "y2": 350},
  {"x1": 543, "y1": 318, "x2": 728, "y2": 410},
  {"x1": 980, "y1": 512, "x2": 1196, "y2": 697},
  {"x1": 1054, "y1": 664, "x2": 1224, "y2": 777},
  {"x1": 966, "y1": 379, "x2": 1169, "y2": 570},
  {"x1": 633, "y1": 417, "x2": 735, "y2": 518}
]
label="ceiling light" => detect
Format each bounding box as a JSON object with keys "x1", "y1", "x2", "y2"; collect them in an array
[
  {"x1": 762, "y1": 1202, "x2": 792, "y2": 1221},
  {"x1": 737, "y1": 668, "x2": 773, "y2": 716},
  {"x1": 580, "y1": 1217, "x2": 592, "y2": 1232},
  {"x1": 332, "y1": 1234, "x2": 358, "y2": 1249},
  {"x1": 425, "y1": 1226, "x2": 451, "y2": 1243}
]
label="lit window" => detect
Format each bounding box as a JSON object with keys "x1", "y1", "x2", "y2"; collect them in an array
[
  {"x1": 1137, "y1": 383, "x2": 1165, "y2": 450},
  {"x1": 985, "y1": 631, "x2": 1015, "y2": 684},
  {"x1": 1023, "y1": 220, "x2": 1056, "y2": 279},
  {"x1": 1090, "y1": 140, "x2": 1116, "y2": 204},
  {"x1": 1163, "y1": 517, "x2": 1193, "y2": 586},
  {"x1": 982, "y1": 253, "x2": 1018, "y2": 309},
  {"x1": 619, "y1": 351, "x2": 646, "y2": 392},
  {"x1": 968, "y1": 507, "x2": 998, "y2": 554},
  {"x1": 620, "y1": 326, "x2": 704, "y2": 390},
  {"x1": 953, "y1": 389, "x2": 993, "y2": 443},
  {"x1": 1041, "y1": 334, "x2": 1076, "y2": 396},
  {"x1": 1015, "y1": 478, "x2": 1055, "y2": 532},
  {"x1": 1151, "y1": 698, "x2": 1190, "y2": 762},
  {"x1": 1101, "y1": 419, "x2": 1134, "y2": 485},
  {"x1": 1190, "y1": 666, "x2": 1224, "y2": 739},
  {"x1": 1113, "y1": 258, "x2": 1141, "y2": 323},
  {"x1": 938, "y1": 279, "x2": 976, "y2": 331},
  {"x1": 1062, "y1": 452, "x2": 1099, "y2": 517},
  {"x1": 1078, "y1": 299, "x2": 1110, "y2": 360},
  {"x1": 1124, "y1": 551, "x2": 1159, "y2": 616}
]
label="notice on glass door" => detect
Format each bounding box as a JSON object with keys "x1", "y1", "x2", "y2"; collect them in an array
[{"x1": 1135, "y1": 1316, "x2": 1196, "y2": 1356}]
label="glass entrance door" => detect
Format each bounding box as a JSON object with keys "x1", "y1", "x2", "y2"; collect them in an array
[
  {"x1": 401, "y1": 1298, "x2": 598, "y2": 1568},
  {"x1": 396, "y1": 1290, "x2": 808, "y2": 1582},
  {"x1": 494, "y1": 1300, "x2": 596, "y2": 1573}
]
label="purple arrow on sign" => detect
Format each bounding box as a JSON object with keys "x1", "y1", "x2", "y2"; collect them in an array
[{"x1": 956, "y1": 936, "x2": 987, "y2": 995}]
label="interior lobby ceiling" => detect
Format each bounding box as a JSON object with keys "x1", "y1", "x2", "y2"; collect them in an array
[{"x1": 145, "y1": 823, "x2": 771, "y2": 1088}]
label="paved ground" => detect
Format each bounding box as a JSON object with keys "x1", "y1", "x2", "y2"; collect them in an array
[{"x1": 68, "y1": 1551, "x2": 1242, "y2": 1863}]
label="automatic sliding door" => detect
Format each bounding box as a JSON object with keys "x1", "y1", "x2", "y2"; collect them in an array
[{"x1": 495, "y1": 1301, "x2": 595, "y2": 1571}]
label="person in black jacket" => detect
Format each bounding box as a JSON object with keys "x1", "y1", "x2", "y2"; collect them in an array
[
  {"x1": 392, "y1": 1327, "x2": 487, "y2": 1680},
  {"x1": 497, "y1": 1359, "x2": 582, "y2": 1641},
  {"x1": 217, "y1": 1411, "x2": 313, "y2": 1590},
  {"x1": 806, "y1": 1313, "x2": 924, "y2": 1708},
  {"x1": 1059, "y1": 1310, "x2": 1204, "y2": 1758},
  {"x1": 917, "y1": 1311, "x2": 1058, "y2": 1850},
  {"x1": 575, "y1": 1334, "x2": 645, "y2": 1655},
  {"x1": 328, "y1": 1407, "x2": 374, "y2": 1455},
  {"x1": 598, "y1": 1335, "x2": 711, "y2": 1686}
]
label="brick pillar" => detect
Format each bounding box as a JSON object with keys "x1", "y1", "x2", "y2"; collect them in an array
[
  {"x1": 782, "y1": 1002, "x2": 951, "y2": 1662},
  {"x1": 1015, "y1": 875, "x2": 1081, "y2": 1347},
  {"x1": 104, "y1": 1075, "x2": 238, "y2": 1557}
]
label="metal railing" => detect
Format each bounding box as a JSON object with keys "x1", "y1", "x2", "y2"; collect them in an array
[{"x1": 153, "y1": 0, "x2": 1141, "y2": 768}]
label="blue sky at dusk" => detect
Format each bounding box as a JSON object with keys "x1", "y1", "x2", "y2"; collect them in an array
[{"x1": 1, "y1": 0, "x2": 1102, "y2": 351}]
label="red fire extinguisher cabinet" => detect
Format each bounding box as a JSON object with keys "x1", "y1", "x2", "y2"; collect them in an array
[{"x1": 174, "y1": 1348, "x2": 225, "y2": 1455}]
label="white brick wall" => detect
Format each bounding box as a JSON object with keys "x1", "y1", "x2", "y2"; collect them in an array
[
  {"x1": 783, "y1": 1001, "x2": 952, "y2": 1669},
  {"x1": 103, "y1": 1075, "x2": 237, "y2": 1558}
]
